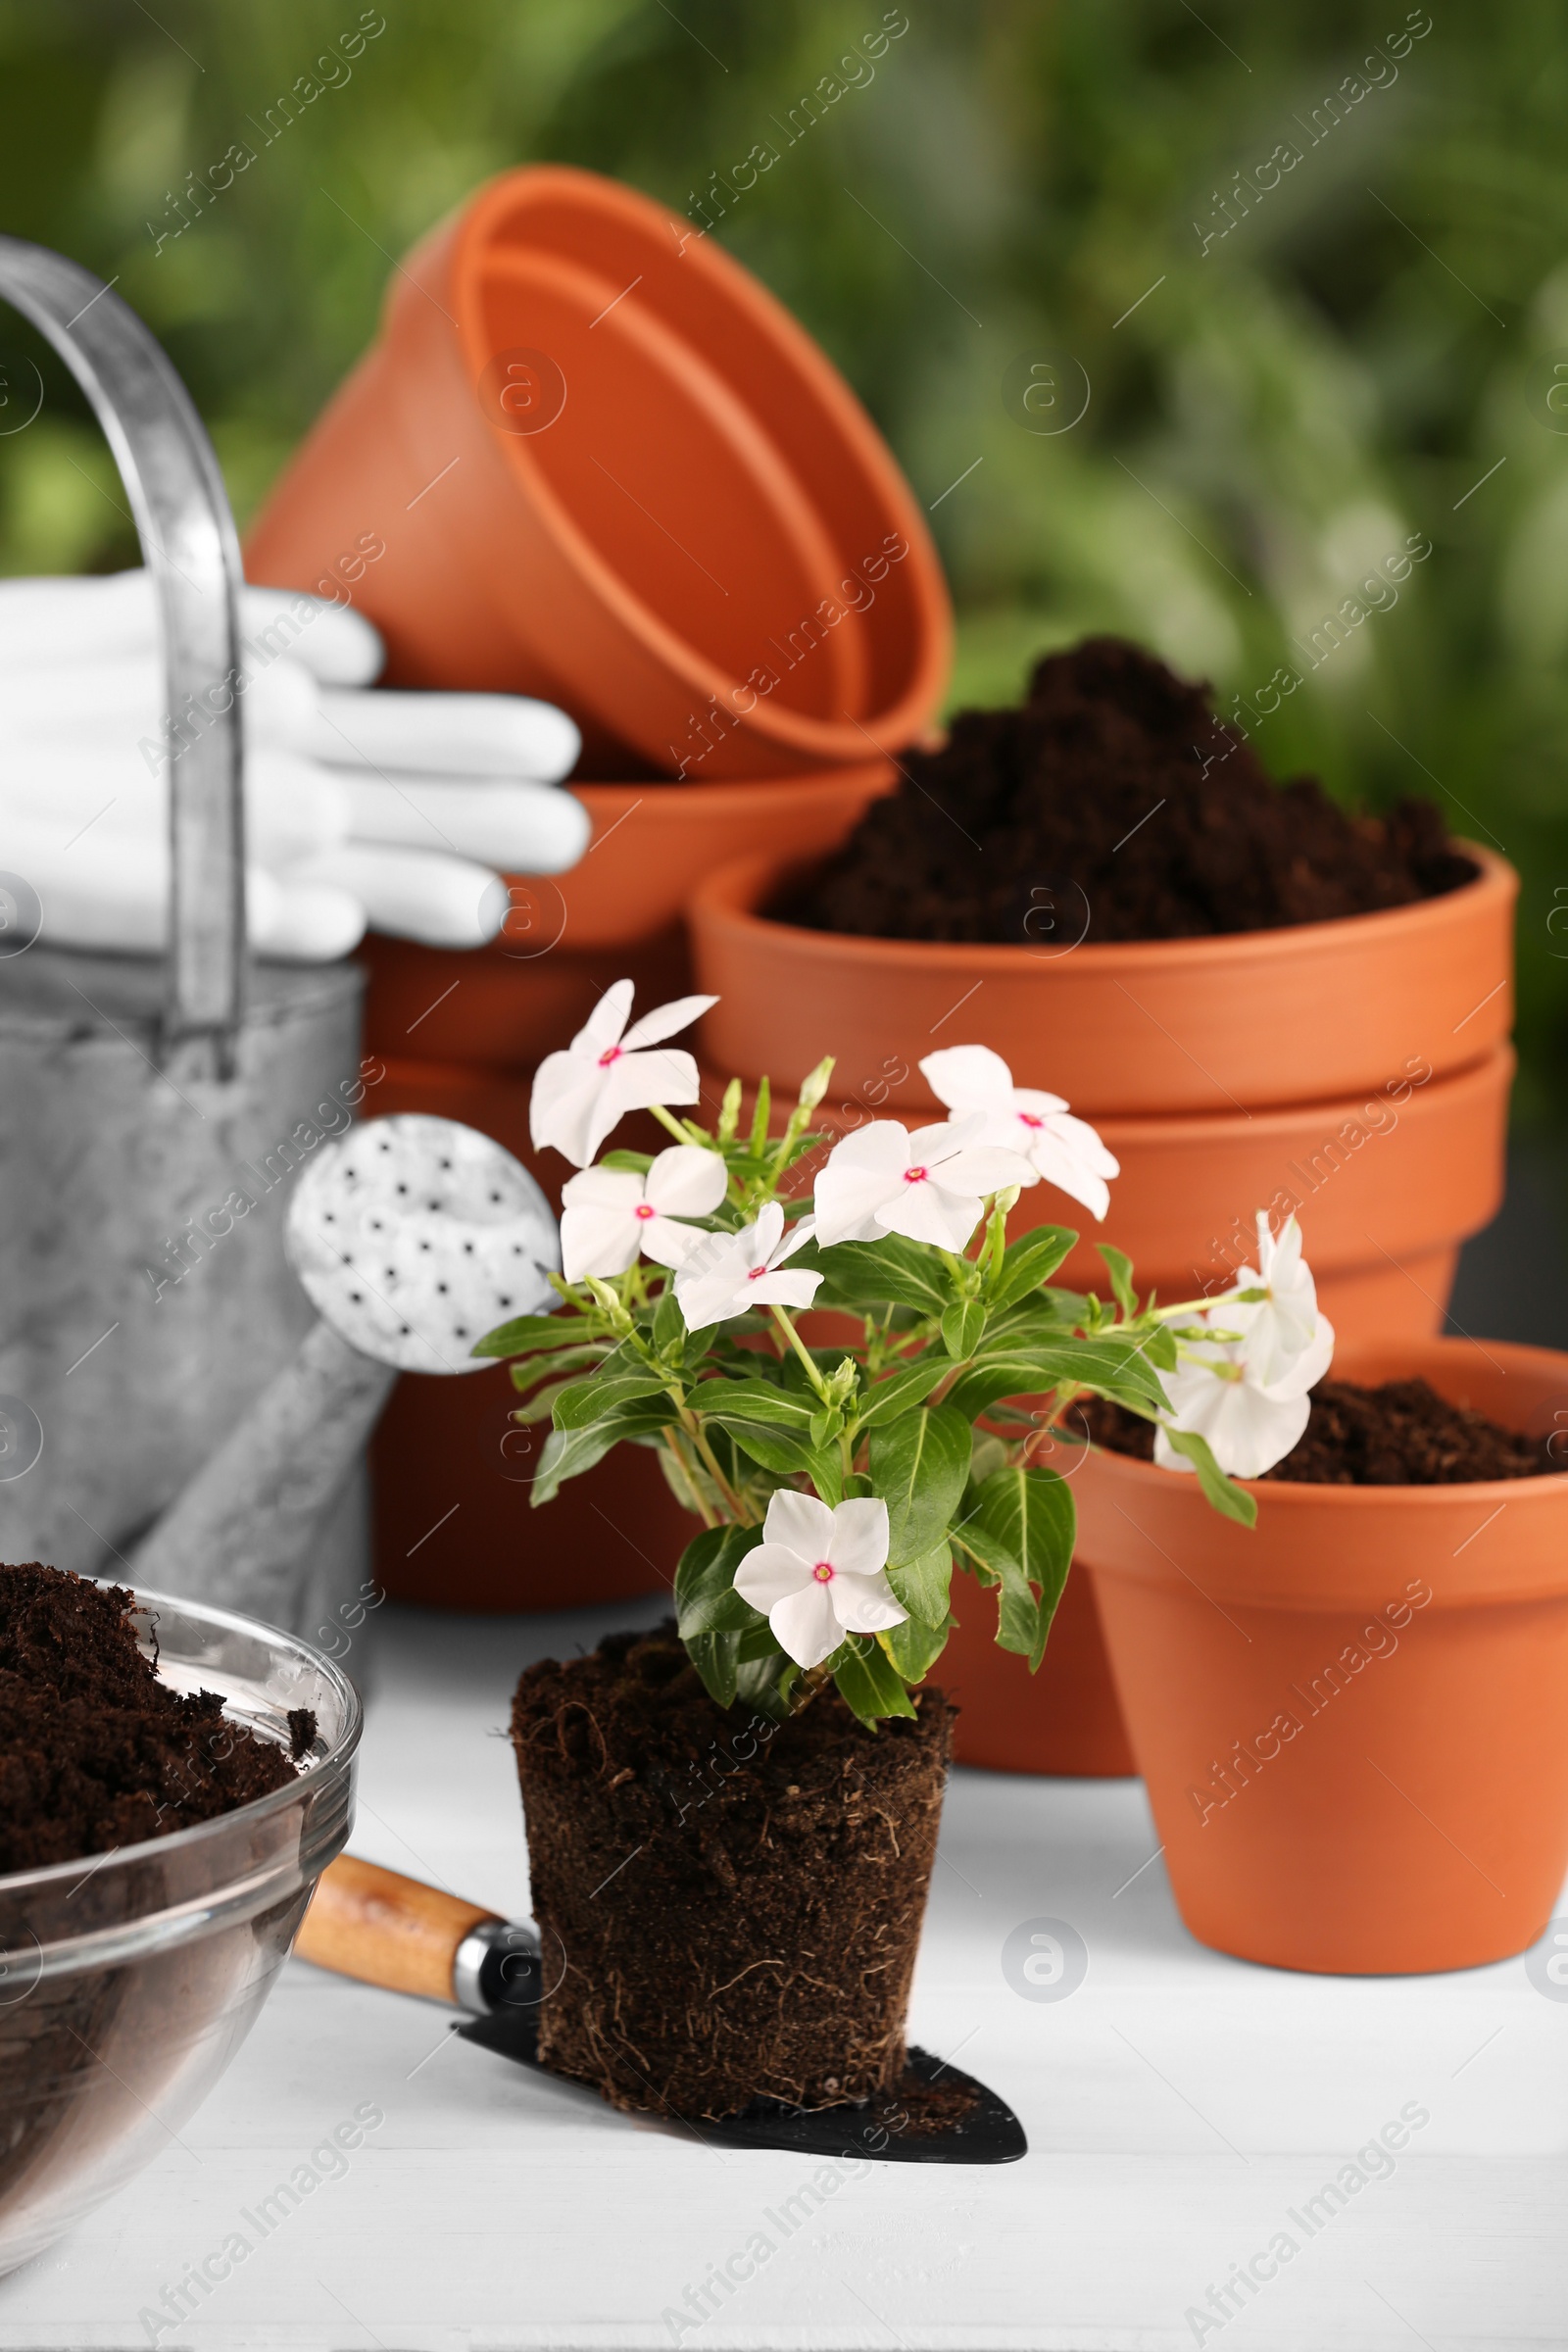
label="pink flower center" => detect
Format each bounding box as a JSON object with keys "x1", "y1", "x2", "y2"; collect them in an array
[
  {"x1": 633, "y1": 1202, "x2": 655, "y2": 1220},
  {"x1": 1018, "y1": 1112, "x2": 1044, "y2": 1129},
  {"x1": 746, "y1": 1261, "x2": 768, "y2": 1281},
  {"x1": 597, "y1": 1044, "x2": 623, "y2": 1068},
  {"x1": 903, "y1": 1164, "x2": 929, "y2": 1185},
  {"x1": 812, "y1": 1560, "x2": 835, "y2": 1584}
]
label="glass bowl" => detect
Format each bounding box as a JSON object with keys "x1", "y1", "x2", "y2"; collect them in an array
[{"x1": 0, "y1": 1584, "x2": 361, "y2": 2278}]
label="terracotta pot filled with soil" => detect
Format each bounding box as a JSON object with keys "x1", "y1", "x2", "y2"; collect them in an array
[
  {"x1": 246, "y1": 167, "x2": 950, "y2": 780},
  {"x1": 512, "y1": 1625, "x2": 952, "y2": 2116},
  {"x1": 1075, "y1": 1339, "x2": 1568, "y2": 1974},
  {"x1": 0, "y1": 1565, "x2": 358, "y2": 2273},
  {"x1": 688, "y1": 640, "x2": 1516, "y2": 1780}
]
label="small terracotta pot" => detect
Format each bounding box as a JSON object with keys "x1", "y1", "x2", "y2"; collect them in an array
[
  {"x1": 246, "y1": 168, "x2": 950, "y2": 778},
  {"x1": 690, "y1": 846, "x2": 1516, "y2": 1116},
  {"x1": 365, "y1": 1058, "x2": 686, "y2": 1610},
  {"x1": 942, "y1": 1564, "x2": 1136, "y2": 1778},
  {"x1": 1077, "y1": 1337, "x2": 1568, "y2": 1974},
  {"x1": 360, "y1": 766, "x2": 893, "y2": 1072}
]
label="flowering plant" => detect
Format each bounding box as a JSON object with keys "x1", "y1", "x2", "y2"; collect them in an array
[{"x1": 477, "y1": 985, "x2": 1334, "y2": 1727}]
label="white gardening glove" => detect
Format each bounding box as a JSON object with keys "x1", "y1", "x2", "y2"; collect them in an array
[{"x1": 0, "y1": 570, "x2": 589, "y2": 959}]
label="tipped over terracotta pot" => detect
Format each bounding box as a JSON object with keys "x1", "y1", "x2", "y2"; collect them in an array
[
  {"x1": 1077, "y1": 1337, "x2": 1568, "y2": 1974},
  {"x1": 246, "y1": 167, "x2": 950, "y2": 778}
]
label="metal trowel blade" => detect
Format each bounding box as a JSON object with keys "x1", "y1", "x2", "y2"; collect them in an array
[{"x1": 458, "y1": 2002, "x2": 1027, "y2": 2164}]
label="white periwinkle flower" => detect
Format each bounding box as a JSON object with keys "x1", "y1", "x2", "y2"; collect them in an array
[
  {"x1": 529, "y1": 978, "x2": 717, "y2": 1168},
  {"x1": 1154, "y1": 1215, "x2": 1335, "y2": 1480},
  {"x1": 673, "y1": 1201, "x2": 821, "y2": 1333},
  {"x1": 1213, "y1": 1210, "x2": 1323, "y2": 1389},
  {"x1": 734, "y1": 1491, "x2": 906, "y2": 1669},
  {"x1": 919, "y1": 1043, "x2": 1119, "y2": 1221},
  {"x1": 813, "y1": 1115, "x2": 1033, "y2": 1251},
  {"x1": 559, "y1": 1145, "x2": 727, "y2": 1283}
]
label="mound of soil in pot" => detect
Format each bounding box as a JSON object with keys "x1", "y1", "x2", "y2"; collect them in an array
[
  {"x1": 786, "y1": 637, "x2": 1475, "y2": 944},
  {"x1": 1083, "y1": 1378, "x2": 1561, "y2": 1485},
  {"x1": 0, "y1": 1562, "x2": 314, "y2": 1876},
  {"x1": 511, "y1": 1622, "x2": 952, "y2": 2121}
]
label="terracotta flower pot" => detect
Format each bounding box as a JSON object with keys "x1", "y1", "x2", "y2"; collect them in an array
[
  {"x1": 1077, "y1": 1337, "x2": 1568, "y2": 1974},
  {"x1": 245, "y1": 167, "x2": 950, "y2": 779},
  {"x1": 691, "y1": 845, "x2": 1516, "y2": 1116},
  {"x1": 359, "y1": 766, "x2": 894, "y2": 1072},
  {"x1": 364, "y1": 1059, "x2": 691, "y2": 1610}
]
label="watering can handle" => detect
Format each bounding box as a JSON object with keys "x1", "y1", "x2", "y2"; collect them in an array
[{"x1": 0, "y1": 237, "x2": 244, "y2": 1068}]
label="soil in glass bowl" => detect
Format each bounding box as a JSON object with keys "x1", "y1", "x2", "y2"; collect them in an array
[
  {"x1": 784, "y1": 637, "x2": 1477, "y2": 944},
  {"x1": 1081, "y1": 1378, "x2": 1563, "y2": 1485},
  {"x1": 1, "y1": 1563, "x2": 314, "y2": 1875}
]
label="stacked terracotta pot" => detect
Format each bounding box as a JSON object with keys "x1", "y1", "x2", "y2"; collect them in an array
[
  {"x1": 689, "y1": 843, "x2": 1517, "y2": 1773},
  {"x1": 244, "y1": 165, "x2": 950, "y2": 1608}
]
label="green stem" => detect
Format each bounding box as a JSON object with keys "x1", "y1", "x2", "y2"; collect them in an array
[
  {"x1": 649, "y1": 1102, "x2": 699, "y2": 1147},
  {"x1": 682, "y1": 1408, "x2": 755, "y2": 1524},
  {"x1": 769, "y1": 1303, "x2": 832, "y2": 1402}
]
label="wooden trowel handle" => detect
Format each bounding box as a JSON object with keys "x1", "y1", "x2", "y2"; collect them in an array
[{"x1": 296, "y1": 1855, "x2": 500, "y2": 2004}]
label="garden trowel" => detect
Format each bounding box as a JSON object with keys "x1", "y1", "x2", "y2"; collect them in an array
[{"x1": 296, "y1": 1855, "x2": 1027, "y2": 2165}]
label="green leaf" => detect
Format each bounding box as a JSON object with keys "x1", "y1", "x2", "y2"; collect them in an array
[
  {"x1": 686, "y1": 1629, "x2": 740, "y2": 1708},
  {"x1": 853, "y1": 1356, "x2": 950, "y2": 1432},
  {"x1": 508, "y1": 1343, "x2": 614, "y2": 1394},
  {"x1": 724, "y1": 1423, "x2": 817, "y2": 1476},
  {"x1": 971, "y1": 1464, "x2": 1077, "y2": 1670},
  {"x1": 529, "y1": 1399, "x2": 673, "y2": 1506},
  {"x1": 990, "y1": 1226, "x2": 1077, "y2": 1310},
  {"x1": 473, "y1": 1310, "x2": 573, "y2": 1359},
  {"x1": 868, "y1": 1403, "x2": 972, "y2": 1565},
  {"x1": 832, "y1": 1635, "x2": 918, "y2": 1726},
  {"x1": 1098, "y1": 1243, "x2": 1139, "y2": 1317},
  {"x1": 1159, "y1": 1426, "x2": 1258, "y2": 1527},
  {"x1": 734, "y1": 1647, "x2": 798, "y2": 1720},
  {"x1": 652, "y1": 1285, "x2": 686, "y2": 1353},
  {"x1": 599, "y1": 1149, "x2": 655, "y2": 1173},
  {"x1": 674, "y1": 1523, "x2": 764, "y2": 1638},
  {"x1": 941, "y1": 1298, "x2": 987, "y2": 1359},
  {"x1": 807, "y1": 1235, "x2": 955, "y2": 1318},
  {"x1": 885, "y1": 1540, "x2": 953, "y2": 1629},
  {"x1": 944, "y1": 1336, "x2": 1169, "y2": 1423},
  {"x1": 553, "y1": 1369, "x2": 668, "y2": 1430},
  {"x1": 884, "y1": 1610, "x2": 953, "y2": 1683},
  {"x1": 689, "y1": 1377, "x2": 822, "y2": 1433}
]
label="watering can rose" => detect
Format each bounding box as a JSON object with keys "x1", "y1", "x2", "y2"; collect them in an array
[{"x1": 482, "y1": 985, "x2": 1334, "y2": 1722}]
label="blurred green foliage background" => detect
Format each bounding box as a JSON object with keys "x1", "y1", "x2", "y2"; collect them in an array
[{"x1": 1, "y1": 0, "x2": 1565, "y2": 1122}]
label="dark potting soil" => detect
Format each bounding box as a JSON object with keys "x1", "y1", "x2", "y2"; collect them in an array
[
  {"x1": 0, "y1": 1562, "x2": 313, "y2": 1877},
  {"x1": 511, "y1": 1622, "x2": 952, "y2": 2121},
  {"x1": 786, "y1": 637, "x2": 1476, "y2": 944},
  {"x1": 1082, "y1": 1378, "x2": 1561, "y2": 1485}
]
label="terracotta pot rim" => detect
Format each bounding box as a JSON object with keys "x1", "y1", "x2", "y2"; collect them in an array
[
  {"x1": 431, "y1": 166, "x2": 951, "y2": 766},
  {"x1": 692, "y1": 839, "x2": 1514, "y2": 974},
  {"x1": 567, "y1": 762, "x2": 894, "y2": 815},
  {"x1": 1090, "y1": 1335, "x2": 1568, "y2": 1514}
]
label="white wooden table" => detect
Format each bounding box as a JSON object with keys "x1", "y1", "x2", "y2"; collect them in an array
[{"x1": 3, "y1": 1594, "x2": 1565, "y2": 2351}]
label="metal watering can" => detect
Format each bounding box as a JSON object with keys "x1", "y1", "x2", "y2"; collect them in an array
[{"x1": 0, "y1": 239, "x2": 368, "y2": 1630}]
